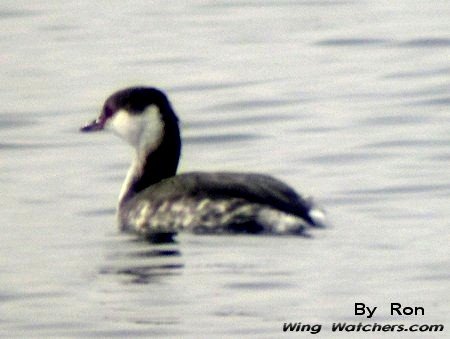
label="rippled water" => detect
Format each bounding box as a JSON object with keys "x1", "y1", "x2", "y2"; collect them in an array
[{"x1": 1, "y1": 1, "x2": 449, "y2": 337}]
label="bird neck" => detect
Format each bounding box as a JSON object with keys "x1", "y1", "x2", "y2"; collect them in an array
[{"x1": 118, "y1": 119, "x2": 181, "y2": 206}]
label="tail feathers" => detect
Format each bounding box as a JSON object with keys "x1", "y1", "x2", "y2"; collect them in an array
[{"x1": 304, "y1": 196, "x2": 327, "y2": 228}]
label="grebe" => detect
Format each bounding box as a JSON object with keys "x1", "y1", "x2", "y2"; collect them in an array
[{"x1": 81, "y1": 87, "x2": 325, "y2": 241}]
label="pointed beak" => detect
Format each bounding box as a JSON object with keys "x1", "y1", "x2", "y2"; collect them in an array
[{"x1": 80, "y1": 117, "x2": 105, "y2": 132}]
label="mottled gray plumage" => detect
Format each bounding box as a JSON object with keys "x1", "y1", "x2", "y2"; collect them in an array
[
  {"x1": 122, "y1": 172, "x2": 313, "y2": 221},
  {"x1": 119, "y1": 171, "x2": 317, "y2": 237}
]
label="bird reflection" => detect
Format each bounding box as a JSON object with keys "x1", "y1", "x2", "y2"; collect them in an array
[{"x1": 99, "y1": 236, "x2": 184, "y2": 284}]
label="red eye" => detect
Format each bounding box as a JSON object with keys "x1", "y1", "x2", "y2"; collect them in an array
[{"x1": 103, "y1": 105, "x2": 114, "y2": 118}]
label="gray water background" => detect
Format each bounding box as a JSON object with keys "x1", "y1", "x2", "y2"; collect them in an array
[{"x1": 0, "y1": 1, "x2": 449, "y2": 337}]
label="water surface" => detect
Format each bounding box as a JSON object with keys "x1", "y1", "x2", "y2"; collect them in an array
[{"x1": 0, "y1": 1, "x2": 449, "y2": 337}]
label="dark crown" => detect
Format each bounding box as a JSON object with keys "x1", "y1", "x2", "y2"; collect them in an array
[{"x1": 102, "y1": 87, "x2": 177, "y2": 121}]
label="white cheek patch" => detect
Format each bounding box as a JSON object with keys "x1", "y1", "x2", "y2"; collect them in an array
[
  {"x1": 139, "y1": 105, "x2": 165, "y2": 154},
  {"x1": 108, "y1": 109, "x2": 141, "y2": 146},
  {"x1": 108, "y1": 106, "x2": 164, "y2": 154}
]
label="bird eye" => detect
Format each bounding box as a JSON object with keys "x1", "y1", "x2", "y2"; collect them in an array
[{"x1": 103, "y1": 105, "x2": 114, "y2": 118}]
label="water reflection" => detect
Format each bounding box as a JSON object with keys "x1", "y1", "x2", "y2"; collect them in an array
[
  {"x1": 316, "y1": 38, "x2": 389, "y2": 46},
  {"x1": 168, "y1": 79, "x2": 264, "y2": 93},
  {"x1": 399, "y1": 38, "x2": 450, "y2": 48},
  {"x1": 99, "y1": 237, "x2": 183, "y2": 285},
  {"x1": 184, "y1": 133, "x2": 259, "y2": 145},
  {"x1": 0, "y1": 9, "x2": 38, "y2": 19}
]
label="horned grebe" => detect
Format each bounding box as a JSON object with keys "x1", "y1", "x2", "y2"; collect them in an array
[{"x1": 81, "y1": 87, "x2": 325, "y2": 241}]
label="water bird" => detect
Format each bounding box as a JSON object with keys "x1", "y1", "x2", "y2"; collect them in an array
[{"x1": 81, "y1": 87, "x2": 325, "y2": 241}]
